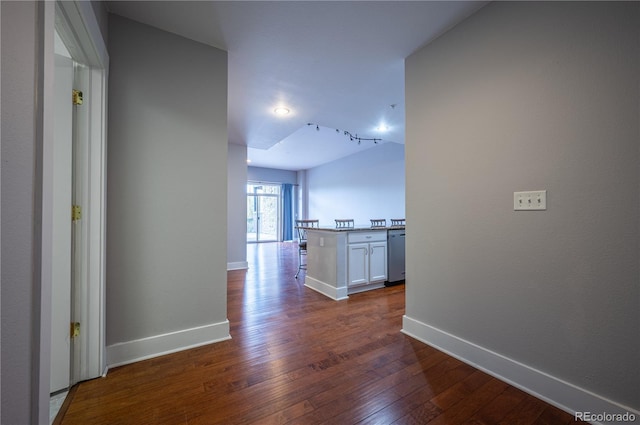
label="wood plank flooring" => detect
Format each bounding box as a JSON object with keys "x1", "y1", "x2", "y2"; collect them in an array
[{"x1": 58, "y1": 242, "x2": 580, "y2": 424}]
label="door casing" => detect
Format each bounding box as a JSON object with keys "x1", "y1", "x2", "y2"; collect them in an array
[
  {"x1": 43, "y1": 0, "x2": 108, "y2": 399},
  {"x1": 50, "y1": 51, "x2": 74, "y2": 394}
]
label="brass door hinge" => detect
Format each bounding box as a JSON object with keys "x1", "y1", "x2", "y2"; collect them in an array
[
  {"x1": 70, "y1": 322, "x2": 80, "y2": 339},
  {"x1": 72, "y1": 205, "x2": 82, "y2": 221},
  {"x1": 72, "y1": 89, "x2": 83, "y2": 105}
]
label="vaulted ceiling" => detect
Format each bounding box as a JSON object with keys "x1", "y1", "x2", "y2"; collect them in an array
[{"x1": 107, "y1": 1, "x2": 486, "y2": 170}]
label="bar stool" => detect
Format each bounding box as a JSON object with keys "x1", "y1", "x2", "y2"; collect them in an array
[
  {"x1": 334, "y1": 219, "x2": 354, "y2": 229},
  {"x1": 370, "y1": 219, "x2": 387, "y2": 228},
  {"x1": 295, "y1": 219, "x2": 319, "y2": 278},
  {"x1": 390, "y1": 218, "x2": 406, "y2": 227}
]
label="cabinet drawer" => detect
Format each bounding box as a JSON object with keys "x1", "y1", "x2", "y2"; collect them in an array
[{"x1": 348, "y1": 231, "x2": 386, "y2": 244}]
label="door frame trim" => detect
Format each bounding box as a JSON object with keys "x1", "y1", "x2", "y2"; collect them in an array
[
  {"x1": 40, "y1": 4, "x2": 108, "y2": 419},
  {"x1": 55, "y1": 0, "x2": 109, "y2": 385}
]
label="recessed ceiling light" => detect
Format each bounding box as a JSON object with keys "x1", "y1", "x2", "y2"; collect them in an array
[
  {"x1": 246, "y1": 159, "x2": 252, "y2": 164},
  {"x1": 274, "y1": 107, "x2": 290, "y2": 116},
  {"x1": 375, "y1": 124, "x2": 390, "y2": 132}
]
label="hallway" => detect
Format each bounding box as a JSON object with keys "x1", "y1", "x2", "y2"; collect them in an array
[{"x1": 56, "y1": 243, "x2": 578, "y2": 424}]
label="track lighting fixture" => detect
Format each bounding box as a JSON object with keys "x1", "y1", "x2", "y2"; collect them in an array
[{"x1": 306, "y1": 123, "x2": 381, "y2": 145}]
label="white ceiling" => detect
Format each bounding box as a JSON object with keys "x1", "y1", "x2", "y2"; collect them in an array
[{"x1": 107, "y1": 1, "x2": 486, "y2": 171}]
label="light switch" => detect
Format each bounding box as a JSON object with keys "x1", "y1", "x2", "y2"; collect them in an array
[{"x1": 514, "y1": 190, "x2": 546, "y2": 211}]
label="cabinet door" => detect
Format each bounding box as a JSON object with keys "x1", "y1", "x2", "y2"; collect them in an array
[
  {"x1": 348, "y1": 243, "x2": 369, "y2": 286},
  {"x1": 369, "y1": 242, "x2": 388, "y2": 282}
]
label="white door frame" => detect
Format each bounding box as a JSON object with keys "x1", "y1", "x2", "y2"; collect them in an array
[
  {"x1": 50, "y1": 51, "x2": 74, "y2": 394},
  {"x1": 50, "y1": 0, "x2": 108, "y2": 386}
]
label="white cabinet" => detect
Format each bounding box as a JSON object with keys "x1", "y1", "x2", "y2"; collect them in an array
[
  {"x1": 369, "y1": 242, "x2": 388, "y2": 282},
  {"x1": 348, "y1": 243, "x2": 369, "y2": 286},
  {"x1": 305, "y1": 228, "x2": 393, "y2": 300},
  {"x1": 347, "y1": 231, "x2": 387, "y2": 288}
]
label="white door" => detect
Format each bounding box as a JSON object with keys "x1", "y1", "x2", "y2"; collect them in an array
[
  {"x1": 369, "y1": 242, "x2": 388, "y2": 282},
  {"x1": 50, "y1": 54, "x2": 74, "y2": 393},
  {"x1": 348, "y1": 243, "x2": 369, "y2": 287}
]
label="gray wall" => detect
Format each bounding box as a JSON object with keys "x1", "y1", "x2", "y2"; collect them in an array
[
  {"x1": 307, "y1": 142, "x2": 405, "y2": 225},
  {"x1": 406, "y1": 1, "x2": 639, "y2": 410},
  {"x1": 107, "y1": 16, "x2": 228, "y2": 347},
  {"x1": 248, "y1": 166, "x2": 298, "y2": 185},
  {"x1": 90, "y1": 1, "x2": 109, "y2": 44},
  {"x1": 228, "y1": 144, "x2": 248, "y2": 269},
  {"x1": 1, "y1": 3, "x2": 42, "y2": 422}
]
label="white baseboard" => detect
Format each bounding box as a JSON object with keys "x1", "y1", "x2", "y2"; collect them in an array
[
  {"x1": 107, "y1": 320, "x2": 231, "y2": 368},
  {"x1": 402, "y1": 315, "x2": 638, "y2": 425},
  {"x1": 348, "y1": 281, "x2": 385, "y2": 295},
  {"x1": 304, "y1": 276, "x2": 348, "y2": 300},
  {"x1": 227, "y1": 261, "x2": 248, "y2": 271}
]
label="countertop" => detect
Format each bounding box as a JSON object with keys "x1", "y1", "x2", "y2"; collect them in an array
[{"x1": 300, "y1": 225, "x2": 405, "y2": 232}]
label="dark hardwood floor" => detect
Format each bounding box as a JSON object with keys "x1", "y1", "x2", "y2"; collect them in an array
[{"x1": 58, "y1": 242, "x2": 579, "y2": 424}]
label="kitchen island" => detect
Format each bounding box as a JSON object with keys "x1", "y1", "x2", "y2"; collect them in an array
[{"x1": 303, "y1": 225, "x2": 404, "y2": 300}]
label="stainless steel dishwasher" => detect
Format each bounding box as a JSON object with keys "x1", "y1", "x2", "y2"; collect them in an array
[{"x1": 387, "y1": 229, "x2": 405, "y2": 284}]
